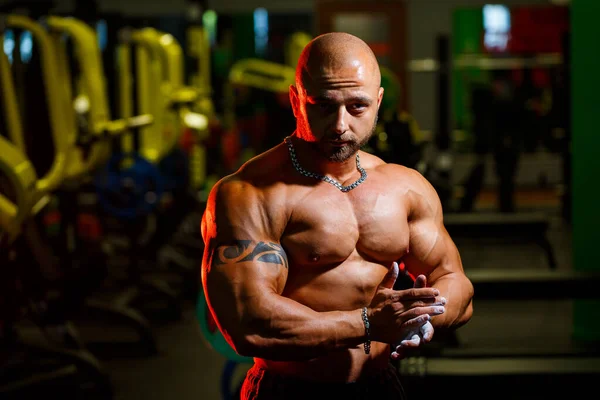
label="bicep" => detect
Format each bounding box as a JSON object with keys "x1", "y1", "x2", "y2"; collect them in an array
[
  {"x1": 402, "y1": 172, "x2": 463, "y2": 282},
  {"x1": 404, "y1": 221, "x2": 461, "y2": 282},
  {"x1": 205, "y1": 240, "x2": 289, "y2": 297},
  {"x1": 200, "y1": 179, "x2": 288, "y2": 335}
]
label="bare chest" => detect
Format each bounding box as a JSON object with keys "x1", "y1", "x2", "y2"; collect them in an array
[{"x1": 282, "y1": 185, "x2": 409, "y2": 266}]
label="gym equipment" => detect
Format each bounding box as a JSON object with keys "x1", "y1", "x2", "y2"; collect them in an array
[
  {"x1": 284, "y1": 31, "x2": 312, "y2": 68},
  {"x1": 47, "y1": 14, "x2": 157, "y2": 224},
  {"x1": 398, "y1": 356, "x2": 600, "y2": 400},
  {"x1": 184, "y1": 17, "x2": 218, "y2": 193},
  {"x1": 0, "y1": 14, "x2": 112, "y2": 398},
  {"x1": 91, "y1": 27, "x2": 170, "y2": 220},
  {"x1": 37, "y1": 15, "x2": 171, "y2": 357},
  {"x1": 96, "y1": 29, "x2": 165, "y2": 220},
  {"x1": 153, "y1": 28, "x2": 208, "y2": 193},
  {"x1": 110, "y1": 27, "x2": 210, "y2": 299},
  {"x1": 433, "y1": 267, "x2": 600, "y2": 353},
  {"x1": 0, "y1": 14, "x2": 70, "y2": 243},
  {"x1": 368, "y1": 65, "x2": 425, "y2": 170},
  {"x1": 467, "y1": 268, "x2": 600, "y2": 300},
  {"x1": 117, "y1": 27, "x2": 194, "y2": 163},
  {"x1": 94, "y1": 152, "x2": 164, "y2": 220},
  {"x1": 379, "y1": 66, "x2": 403, "y2": 121},
  {"x1": 48, "y1": 16, "x2": 156, "y2": 223},
  {"x1": 0, "y1": 137, "x2": 38, "y2": 245},
  {"x1": 196, "y1": 290, "x2": 252, "y2": 400},
  {"x1": 158, "y1": 147, "x2": 190, "y2": 193},
  {"x1": 47, "y1": 16, "x2": 153, "y2": 179},
  {"x1": 221, "y1": 58, "x2": 296, "y2": 170},
  {"x1": 410, "y1": 30, "x2": 569, "y2": 212},
  {"x1": 398, "y1": 267, "x2": 600, "y2": 399},
  {"x1": 0, "y1": 237, "x2": 113, "y2": 399},
  {"x1": 195, "y1": 290, "x2": 252, "y2": 364},
  {"x1": 112, "y1": 27, "x2": 207, "y2": 204},
  {"x1": 228, "y1": 58, "x2": 296, "y2": 94},
  {"x1": 443, "y1": 211, "x2": 557, "y2": 270}
]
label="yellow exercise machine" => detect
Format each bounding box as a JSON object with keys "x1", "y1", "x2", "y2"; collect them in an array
[
  {"x1": 221, "y1": 58, "x2": 296, "y2": 170},
  {"x1": 284, "y1": 30, "x2": 311, "y2": 69},
  {"x1": 0, "y1": 14, "x2": 69, "y2": 244},
  {"x1": 0, "y1": 14, "x2": 112, "y2": 398},
  {"x1": 156, "y1": 29, "x2": 213, "y2": 194},
  {"x1": 217, "y1": 31, "x2": 309, "y2": 172},
  {"x1": 116, "y1": 26, "x2": 211, "y2": 197},
  {"x1": 42, "y1": 15, "x2": 173, "y2": 356},
  {"x1": 46, "y1": 16, "x2": 153, "y2": 182},
  {"x1": 45, "y1": 16, "x2": 155, "y2": 223},
  {"x1": 116, "y1": 27, "x2": 177, "y2": 163},
  {"x1": 185, "y1": 21, "x2": 219, "y2": 194}
]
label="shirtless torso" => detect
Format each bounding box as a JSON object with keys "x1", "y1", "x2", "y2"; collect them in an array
[
  {"x1": 253, "y1": 144, "x2": 411, "y2": 382},
  {"x1": 202, "y1": 142, "x2": 460, "y2": 383}
]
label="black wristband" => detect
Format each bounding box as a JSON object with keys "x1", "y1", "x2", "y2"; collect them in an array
[{"x1": 361, "y1": 307, "x2": 371, "y2": 355}]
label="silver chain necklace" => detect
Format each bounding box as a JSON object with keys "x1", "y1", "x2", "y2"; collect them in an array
[{"x1": 284, "y1": 136, "x2": 367, "y2": 192}]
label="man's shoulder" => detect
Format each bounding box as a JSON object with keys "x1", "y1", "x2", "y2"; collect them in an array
[
  {"x1": 237, "y1": 143, "x2": 290, "y2": 187},
  {"x1": 375, "y1": 161, "x2": 441, "y2": 215},
  {"x1": 363, "y1": 154, "x2": 436, "y2": 203},
  {"x1": 362, "y1": 152, "x2": 425, "y2": 183},
  {"x1": 212, "y1": 144, "x2": 290, "y2": 198},
  {"x1": 206, "y1": 144, "x2": 291, "y2": 237}
]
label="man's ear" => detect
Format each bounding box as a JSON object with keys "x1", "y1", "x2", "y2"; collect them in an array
[
  {"x1": 377, "y1": 86, "x2": 385, "y2": 110},
  {"x1": 289, "y1": 85, "x2": 300, "y2": 118}
]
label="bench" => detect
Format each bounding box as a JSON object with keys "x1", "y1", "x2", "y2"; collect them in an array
[
  {"x1": 397, "y1": 267, "x2": 600, "y2": 398},
  {"x1": 444, "y1": 212, "x2": 557, "y2": 269},
  {"x1": 398, "y1": 356, "x2": 600, "y2": 399},
  {"x1": 467, "y1": 268, "x2": 600, "y2": 300}
]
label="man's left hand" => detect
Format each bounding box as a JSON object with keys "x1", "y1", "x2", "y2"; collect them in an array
[{"x1": 390, "y1": 274, "x2": 444, "y2": 360}]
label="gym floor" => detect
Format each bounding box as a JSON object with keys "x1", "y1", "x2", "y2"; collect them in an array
[{"x1": 94, "y1": 200, "x2": 575, "y2": 400}]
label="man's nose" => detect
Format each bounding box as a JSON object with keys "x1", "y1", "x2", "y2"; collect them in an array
[{"x1": 332, "y1": 106, "x2": 348, "y2": 135}]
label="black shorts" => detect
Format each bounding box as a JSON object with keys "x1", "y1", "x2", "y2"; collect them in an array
[{"x1": 240, "y1": 362, "x2": 407, "y2": 400}]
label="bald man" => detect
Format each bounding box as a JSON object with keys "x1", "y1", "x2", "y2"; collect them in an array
[{"x1": 201, "y1": 32, "x2": 474, "y2": 399}]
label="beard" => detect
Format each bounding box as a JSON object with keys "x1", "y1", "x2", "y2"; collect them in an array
[{"x1": 315, "y1": 114, "x2": 378, "y2": 163}]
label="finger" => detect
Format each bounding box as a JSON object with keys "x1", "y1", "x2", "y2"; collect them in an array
[
  {"x1": 391, "y1": 342, "x2": 411, "y2": 359},
  {"x1": 400, "y1": 334, "x2": 421, "y2": 347},
  {"x1": 420, "y1": 321, "x2": 434, "y2": 342},
  {"x1": 379, "y1": 262, "x2": 400, "y2": 289},
  {"x1": 403, "y1": 305, "x2": 445, "y2": 320},
  {"x1": 406, "y1": 296, "x2": 447, "y2": 308},
  {"x1": 413, "y1": 274, "x2": 427, "y2": 289},
  {"x1": 402, "y1": 314, "x2": 430, "y2": 329},
  {"x1": 395, "y1": 287, "x2": 440, "y2": 300},
  {"x1": 390, "y1": 348, "x2": 406, "y2": 360}
]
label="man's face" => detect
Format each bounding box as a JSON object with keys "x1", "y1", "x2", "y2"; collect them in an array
[{"x1": 291, "y1": 58, "x2": 384, "y2": 162}]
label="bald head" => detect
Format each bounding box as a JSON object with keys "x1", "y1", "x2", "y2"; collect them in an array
[
  {"x1": 296, "y1": 32, "x2": 381, "y2": 92},
  {"x1": 289, "y1": 32, "x2": 384, "y2": 156}
]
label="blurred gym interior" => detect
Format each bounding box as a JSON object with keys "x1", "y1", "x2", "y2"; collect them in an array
[{"x1": 0, "y1": 0, "x2": 598, "y2": 399}]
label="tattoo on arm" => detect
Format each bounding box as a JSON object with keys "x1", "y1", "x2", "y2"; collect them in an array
[{"x1": 214, "y1": 240, "x2": 289, "y2": 269}]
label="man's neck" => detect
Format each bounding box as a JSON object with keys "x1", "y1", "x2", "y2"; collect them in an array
[{"x1": 288, "y1": 133, "x2": 359, "y2": 183}]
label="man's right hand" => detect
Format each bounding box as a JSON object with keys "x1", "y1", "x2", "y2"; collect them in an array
[{"x1": 366, "y1": 262, "x2": 445, "y2": 345}]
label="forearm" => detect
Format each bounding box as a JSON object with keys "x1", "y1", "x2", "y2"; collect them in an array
[
  {"x1": 429, "y1": 272, "x2": 473, "y2": 329},
  {"x1": 221, "y1": 294, "x2": 367, "y2": 361}
]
